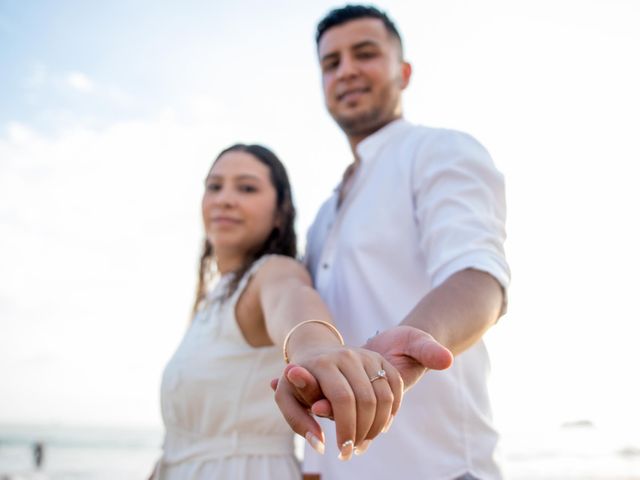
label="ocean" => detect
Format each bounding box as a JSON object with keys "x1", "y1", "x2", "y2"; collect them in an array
[{"x1": 1, "y1": 422, "x2": 639, "y2": 479}]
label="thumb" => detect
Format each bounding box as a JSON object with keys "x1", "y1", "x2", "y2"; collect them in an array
[{"x1": 407, "y1": 333, "x2": 453, "y2": 371}]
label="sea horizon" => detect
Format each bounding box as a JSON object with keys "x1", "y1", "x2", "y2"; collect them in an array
[{"x1": 1, "y1": 421, "x2": 639, "y2": 479}]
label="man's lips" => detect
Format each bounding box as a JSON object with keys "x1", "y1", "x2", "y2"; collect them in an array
[{"x1": 337, "y1": 87, "x2": 370, "y2": 102}]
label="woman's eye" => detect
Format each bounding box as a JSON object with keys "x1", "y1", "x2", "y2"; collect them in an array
[
  {"x1": 206, "y1": 183, "x2": 222, "y2": 192},
  {"x1": 238, "y1": 185, "x2": 257, "y2": 193}
]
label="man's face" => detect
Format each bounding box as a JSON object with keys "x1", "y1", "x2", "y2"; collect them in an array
[{"x1": 318, "y1": 18, "x2": 411, "y2": 139}]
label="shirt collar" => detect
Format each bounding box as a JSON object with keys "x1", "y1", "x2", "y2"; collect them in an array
[{"x1": 355, "y1": 118, "x2": 410, "y2": 163}]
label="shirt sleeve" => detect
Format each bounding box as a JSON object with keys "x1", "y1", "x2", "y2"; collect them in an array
[{"x1": 411, "y1": 129, "x2": 510, "y2": 296}]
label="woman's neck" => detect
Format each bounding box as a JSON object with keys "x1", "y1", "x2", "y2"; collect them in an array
[{"x1": 215, "y1": 250, "x2": 246, "y2": 275}]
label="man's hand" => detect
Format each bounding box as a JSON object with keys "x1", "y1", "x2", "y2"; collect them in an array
[
  {"x1": 363, "y1": 325, "x2": 453, "y2": 390},
  {"x1": 274, "y1": 326, "x2": 453, "y2": 419}
]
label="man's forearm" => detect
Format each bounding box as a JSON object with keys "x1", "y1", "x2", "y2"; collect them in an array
[{"x1": 401, "y1": 268, "x2": 504, "y2": 356}]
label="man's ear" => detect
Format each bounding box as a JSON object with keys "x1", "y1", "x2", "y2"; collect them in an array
[{"x1": 400, "y1": 61, "x2": 412, "y2": 90}]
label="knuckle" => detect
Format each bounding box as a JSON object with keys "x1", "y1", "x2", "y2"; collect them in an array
[
  {"x1": 337, "y1": 348, "x2": 359, "y2": 363},
  {"x1": 377, "y1": 389, "x2": 394, "y2": 406},
  {"x1": 331, "y1": 386, "x2": 355, "y2": 405},
  {"x1": 356, "y1": 390, "x2": 376, "y2": 409}
]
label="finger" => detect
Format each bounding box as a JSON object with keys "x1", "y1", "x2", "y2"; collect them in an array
[
  {"x1": 335, "y1": 357, "x2": 377, "y2": 451},
  {"x1": 313, "y1": 364, "x2": 357, "y2": 461},
  {"x1": 310, "y1": 399, "x2": 333, "y2": 418},
  {"x1": 286, "y1": 365, "x2": 324, "y2": 406},
  {"x1": 408, "y1": 334, "x2": 454, "y2": 371},
  {"x1": 383, "y1": 359, "x2": 404, "y2": 419},
  {"x1": 270, "y1": 377, "x2": 278, "y2": 392},
  {"x1": 356, "y1": 362, "x2": 397, "y2": 450},
  {"x1": 274, "y1": 374, "x2": 325, "y2": 455}
]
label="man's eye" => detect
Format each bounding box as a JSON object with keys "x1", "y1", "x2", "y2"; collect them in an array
[
  {"x1": 323, "y1": 60, "x2": 339, "y2": 71},
  {"x1": 356, "y1": 50, "x2": 377, "y2": 59}
]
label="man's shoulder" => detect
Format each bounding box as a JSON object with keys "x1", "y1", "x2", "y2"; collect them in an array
[
  {"x1": 404, "y1": 122, "x2": 486, "y2": 150},
  {"x1": 398, "y1": 123, "x2": 491, "y2": 168}
]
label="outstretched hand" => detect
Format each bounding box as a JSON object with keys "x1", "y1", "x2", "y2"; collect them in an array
[
  {"x1": 273, "y1": 345, "x2": 404, "y2": 460},
  {"x1": 364, "y1": 325, "x2": 453, "y2": 389},
  {"x1": 273, "y1": 325, "x2": 453, "y2": 422}
]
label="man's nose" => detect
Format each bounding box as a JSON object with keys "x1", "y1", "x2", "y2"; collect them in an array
[{"x1": 336, "y1": 55, "x2": 358, "y2": 80}]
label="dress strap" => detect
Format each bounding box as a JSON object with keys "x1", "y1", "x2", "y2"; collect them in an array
[
  {"x1": 228, "y1": 254, "x2": 274, "y2": 301},
  {"x1": 204, "y1": 255, "x2": 274, "y2": 308}
]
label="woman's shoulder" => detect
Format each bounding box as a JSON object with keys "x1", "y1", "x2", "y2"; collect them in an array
[
  {"x1": 257, "y1": 254, "x2": 307, "y2": 273},
  {"x1": 253, "y1": 255, "x2": 310, "y2": 283}
]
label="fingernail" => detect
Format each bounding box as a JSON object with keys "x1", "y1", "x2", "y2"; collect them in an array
[
  {"x1": 305, "y1": 432, "x2": 325, "y2": 455},
  {"x1": 338, "y1": 439, "x2": 354, "y2": 461},
  {"x1": 287, "y1": 372, "x2": 306, "y2": 389},
  {"x1": 291, "y1": 377, "x2": 306, "y2": 389},
  {"x1": 354, "y1": 439, "x2": 371, "y2": 455},
  {"x1": 382, "y1": 414, "x2": 395, "y2": 433}
]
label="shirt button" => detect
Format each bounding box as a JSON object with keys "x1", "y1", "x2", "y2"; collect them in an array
[{"x1": 322, "y1": 263, "x2": 329, "y2": 269}]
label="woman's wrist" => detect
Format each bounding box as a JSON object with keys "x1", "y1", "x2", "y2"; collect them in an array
[{"x1": 283, "y1": 319, "x2": 344, "y2": 364}]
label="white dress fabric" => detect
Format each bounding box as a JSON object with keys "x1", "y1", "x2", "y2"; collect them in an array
[
  {"x1": 304, "y1": 119, "x2": 510, "y2": 480},
  {"x1": 155, "y1": 256, "x2": 300, "y2": 480}
]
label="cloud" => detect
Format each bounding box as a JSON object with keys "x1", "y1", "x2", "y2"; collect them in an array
[
  {"x1": 0, "y1": 111, "x2": 236, "y2": 425},
  {"x1": 66, "y1": 71, "x2": 94, "y2": 93},
  {"x1": 5, "y1": 121, "x2": 35, "y2": 144}
]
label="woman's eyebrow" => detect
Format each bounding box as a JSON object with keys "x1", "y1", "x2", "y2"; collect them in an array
[
  {"x1": 233, "y1": 174, "x2": 262, "y2": 181},
  {"x1": 206, "y1": 173, "x2": 263, "y2": 181}
]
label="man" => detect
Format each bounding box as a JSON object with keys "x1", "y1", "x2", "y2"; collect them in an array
[{"x1": 276, "y1": 5, "x2": 510, "y2": 479}]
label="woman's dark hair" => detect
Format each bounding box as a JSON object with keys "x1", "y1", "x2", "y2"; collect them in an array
[{"x1": 192, "y1": 144, "x2": 297, "y2": 314}]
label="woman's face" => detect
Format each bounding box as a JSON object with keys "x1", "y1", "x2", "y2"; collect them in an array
[{"x1": 202, "y1": 150, "x2": 279, "y2": 261}]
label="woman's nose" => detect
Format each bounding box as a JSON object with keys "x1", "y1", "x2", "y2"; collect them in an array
[{"x1": 212, "y1": 186, "x2": 236, "y2": 207}]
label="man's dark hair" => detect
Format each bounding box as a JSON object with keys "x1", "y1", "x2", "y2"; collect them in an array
[{"x1": 316, "y1": 4, "x2": 403, "y2": 56}]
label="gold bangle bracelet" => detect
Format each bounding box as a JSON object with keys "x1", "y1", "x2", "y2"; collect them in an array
[{"x1": 282, "y1": 319, "x2": 345, "y2": 364}]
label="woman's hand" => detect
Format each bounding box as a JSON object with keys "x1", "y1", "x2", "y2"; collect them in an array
[
  {"x1": 274, "y1": 344, "x2": 403, "y2": 460},
  {"x1": 273, "y1": 326, "x2": 453, "y2": 440}
]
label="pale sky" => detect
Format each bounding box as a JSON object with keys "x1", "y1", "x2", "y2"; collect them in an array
[{"x1": 1, "y1": 0, "x2": 639, "y2": 437}]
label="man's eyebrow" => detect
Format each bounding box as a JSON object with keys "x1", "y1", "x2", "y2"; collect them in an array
[
  {"x1": 320, "y1": 39, "x2": 382, "y2": 63},
  {"x1": 351, "y1": 40, "x2": 380, "y2": 51},
  {"x1": 320, "y1": 51, "x2": 339, "y2": 64}
]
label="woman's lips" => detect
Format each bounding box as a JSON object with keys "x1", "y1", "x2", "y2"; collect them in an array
[{"x1": 211, "y1": 217, "x2": 242, "y2": 226}]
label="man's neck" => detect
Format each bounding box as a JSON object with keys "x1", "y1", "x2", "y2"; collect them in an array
[{"x1": 345, "y1": 115, "x2": 403, "y2": 156}]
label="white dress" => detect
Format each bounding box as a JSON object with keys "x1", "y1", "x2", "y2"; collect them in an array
[{"x1": 155, "y1": 257, "x2": 301, "y2": 479}]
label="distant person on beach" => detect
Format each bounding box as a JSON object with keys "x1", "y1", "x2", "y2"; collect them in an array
[
  {"x1": 273, "y1": 5, "x2": 510, "y2": 479},
  {"x1": 149, "y1": 144, "x2": 435, "y2": 479},
  {"x1": 32, "y1": 441, "x2": 43, "y2": 469}
]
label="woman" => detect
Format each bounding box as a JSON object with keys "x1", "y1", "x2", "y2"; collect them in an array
[{"x1": 152, "y1": 144, "x2": 403, "y2": 479}]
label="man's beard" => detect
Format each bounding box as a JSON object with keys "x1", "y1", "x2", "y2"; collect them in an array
[
  {"x1": 334, "y1": 105, "x2": 389, "y2": 138},
  {"x1": 332, "y1": 86, "x2": 400, "y2": 138}
]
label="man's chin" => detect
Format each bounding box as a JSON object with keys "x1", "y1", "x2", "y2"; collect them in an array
[{"x1": 334, "y1": 110, "x2": 387, "y2": 137}]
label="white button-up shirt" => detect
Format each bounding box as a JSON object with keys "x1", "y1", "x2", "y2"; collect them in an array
[{"x1": 304, "y1": 119, "x2": 510, "y2": 480}]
